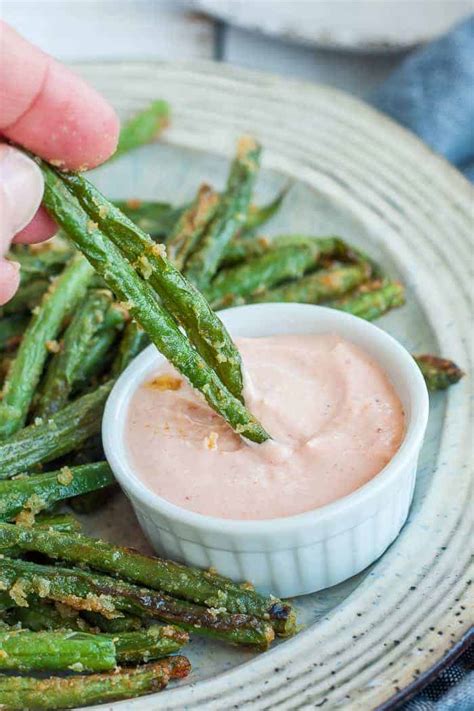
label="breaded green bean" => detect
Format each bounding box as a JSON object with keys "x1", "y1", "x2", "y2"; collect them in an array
[
  {"x1": 185, "y1": 137, "x2": 261, "y2": 289},
  {"x1": 0, "y1": 254, "x2": 94, "y2": 438},
  {"x1": 40, "y1": 163, "x2": 268, "y2": 441},
  {"x1": 0, "y1": 656, "x2": 190, "y2": 710}
]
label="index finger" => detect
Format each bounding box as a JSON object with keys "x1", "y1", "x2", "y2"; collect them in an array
[{"x1": 0, "y1": 22, "x2": 119, "y2": 171}]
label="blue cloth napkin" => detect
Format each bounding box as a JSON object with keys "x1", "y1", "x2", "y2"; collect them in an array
[
  {"x1": 371, "y1": 18, "x2": 474, "y2": 710},
  {"x1": 371, "y1": 16, "x2": 474, "y2": 181}
]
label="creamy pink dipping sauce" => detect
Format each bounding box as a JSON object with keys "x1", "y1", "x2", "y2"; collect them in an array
[{"x1": 125, "y1": 334, "x2": 405, "y2": 520}]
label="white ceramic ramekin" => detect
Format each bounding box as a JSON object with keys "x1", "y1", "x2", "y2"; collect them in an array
[{"x1": 103, "y1": 304, "x2": 429, "y2": 598}]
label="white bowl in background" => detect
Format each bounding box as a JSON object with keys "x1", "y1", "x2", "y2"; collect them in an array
[
  {"x1": 192, "y1": 0, "x2": 473, "y2": 52},
  {"x1": 103, "y1": 303, "x2": 429, "y2": 598}
]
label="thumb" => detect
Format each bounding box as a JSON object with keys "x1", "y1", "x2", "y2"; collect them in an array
[
  {"x1": 0, "y1": 144, "x2": 44, "y2": 304},
  {"x1": 0, "y1": 258, "x2": 20, "y2": 305},
  {"x1": 0, "y1": 144, "x2": 44, "y2": 254}
]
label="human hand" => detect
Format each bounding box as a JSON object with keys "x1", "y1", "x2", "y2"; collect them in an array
[{"x1": 0, "y1": 22, "x2": 119, "y2": 304}]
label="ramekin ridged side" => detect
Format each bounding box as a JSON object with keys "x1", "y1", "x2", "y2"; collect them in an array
[
  {"x1": 103, "y1": 304, "x2": 429, "y2": 597},
  {"x1": 130, "y1": 462, "x2": 415, "y2": 597}
]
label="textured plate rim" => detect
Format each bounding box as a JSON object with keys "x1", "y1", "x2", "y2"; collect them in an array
[{"x1": 379, "y1": 627, "x2": 474, "y2": 709}]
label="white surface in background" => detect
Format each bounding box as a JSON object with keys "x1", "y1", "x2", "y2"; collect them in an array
[
  {"x1": 3, "y1": 0, "x2": 468, "y2": 98},
  {"x1": 1, "y1": 0, "x2": 404, "y2": 97},
  {"x1": 194, "y1": 0, "x2": 474, "y2": 50},
  {"x1": 223, "y1": 24, "x2": 404, "y2": 95},
  {"x1": 1, "y1": 0, "x2": 214, "y2": 61}
]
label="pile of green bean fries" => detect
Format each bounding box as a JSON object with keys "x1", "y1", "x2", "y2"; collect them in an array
[{"x1": 0, "y1": 100, "x2": 464, "y2": 710}]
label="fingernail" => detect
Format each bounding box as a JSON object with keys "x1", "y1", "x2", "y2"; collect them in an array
[
  {"x1": 0, "y1": 145, "x2": 44, "y2": 256},
  {"x1": 0, "y1": 257, "x2": 21, "y2": 305}
]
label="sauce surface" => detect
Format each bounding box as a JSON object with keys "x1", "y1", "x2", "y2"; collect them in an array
[{"x1": 126, "y1": 334, "x2": 405, "y2": 519}]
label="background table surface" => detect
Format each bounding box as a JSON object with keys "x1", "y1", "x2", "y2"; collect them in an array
[{"x1": 2, "y1": 0, "x2": 468, "y2": 97}]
